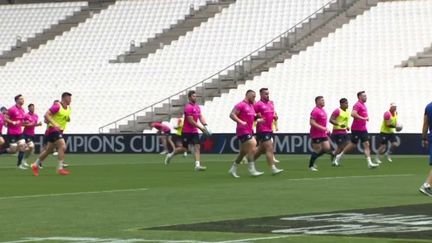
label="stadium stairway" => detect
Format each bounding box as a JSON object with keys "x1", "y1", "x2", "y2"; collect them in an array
[
  {"x1": 0, "y1": 0, "x2": 115, "y2": 66},
  {"x1": 109, "y1": 0, "x2": 236, "y2": 63},
  {"x1": 398, "y1": 43, "x2": 432, "y2": 67},
  {"x1": 103, "y1": 0, "x2": 379, "y2": 133}
]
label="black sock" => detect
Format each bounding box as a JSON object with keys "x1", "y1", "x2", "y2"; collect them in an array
[
  {"x1": 309, "y1": 152, "x2": 324, "y2": 168},
  {"x1": 17, "y1": 151, "x2": 24, "y2": 166}
]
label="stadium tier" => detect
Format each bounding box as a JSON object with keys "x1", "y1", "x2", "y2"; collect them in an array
[
  {"x1": 0, "y1": 1, "x2": 87, "y2": 54},
  {"x1": 0, "y1": 0, "x2": 431, "y2": 134}
]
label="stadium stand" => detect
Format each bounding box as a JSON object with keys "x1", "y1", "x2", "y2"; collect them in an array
[{"x1": 1, "y1": 0, "x2": 431, "y2": 135}]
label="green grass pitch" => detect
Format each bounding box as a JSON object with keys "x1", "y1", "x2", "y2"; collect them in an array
[{"x1": 0, "y1": 153, "x2": 431, "y2": 243}]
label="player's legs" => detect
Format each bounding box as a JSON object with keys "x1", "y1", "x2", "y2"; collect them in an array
[
  {"x1": 31, "y1": 142, "x2": 55, "y2": 176},
  {"x1": 230, "y1": 136, "x2": 263, "y2": 178},
  {"x1": 193, "y1": 143, "x2": 206, "y2": 171},
  {"x1": 309, "y1": 141, "x2": 323, "y2": 170},
  {"x1": 16, "y1": 138, "x2": 27, "y2": 168},
  {"x1": 159, "y1": 134, "x2": 168, "y2": 154},
  {"x1": 419, "y1": 143, "x2": 432, "y2": 196},
  {"x1": 167, "y1": 135, "x2": 176, "y2": 153},
  {"x1": 361, "y1": 137, "x2": 378, "y2": 168},
  {"x1": 0, "y1": 136, "x2": 4, "y2": 148},
  {"x1": 256, "y1": 139, "x2": 282, "y2": 174}
]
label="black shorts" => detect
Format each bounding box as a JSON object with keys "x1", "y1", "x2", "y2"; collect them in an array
[
  {"x1": 256, "y1": 132, "x2": 273, "y2": 143},
  {"x1": 351, "y1": 131, "x2": 370, "y2": 144},
  {"x1": 6, "y1": 134, "x2": 24, "y2": 145},
  {"x1": 379, "y1": 133, "x2": 397, "y2": 144},
  {"x1": 331, "y1": 134, "x2": 348, "y2": 146},
  {"x1": 181, "y1": 133, "x2": 200, "y2": 148},
  {"x1": 46, "y1": 131, "x2": 64, "y2": 143},
  {"x1": 23, "y1": 134, "x2": 35, "y2": 143},
  {"x1": 238, "y1": 134, "x2": 254, "y2": 144},
  {"x1": 312, "y1": 137, "x2": 328, "y2": 144}
]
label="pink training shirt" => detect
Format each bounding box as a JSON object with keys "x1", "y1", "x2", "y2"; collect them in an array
[
  {"x1": 234, "y1": 100, "x2": 256, "y2": 137},
  {"x1": 351, "y1": 101, "x2": 368, "y2": 131},
  {"x1": 182, "y1": 102, "x2": 201, "y2": 134},
  {"x1": 254, "y1": 100, "x2": 275, "y2": 133},
  {"x1": 0, "y1": 114, "x2": 4, "y2": 135},
  {"x1": 310, "y1": 106, "x2": 328, "y2": 139},
  {"x1": 331, "y1": 108, "x2": 348, "y2": 135},
  {"x1": 23, "y1": 112, "x2": 39, "y2": 136},
  {"x1": 152, "y1": 122, "x2": 171, "y2": 133},
  {"x1": 7, "y1": 105, "x2": 25, "y2": 135},
  {"x1": 46, "y1": 103, "x2": 64, "y2": 135}
]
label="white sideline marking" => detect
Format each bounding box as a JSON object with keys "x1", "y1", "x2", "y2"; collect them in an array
[
  {"x1": 1, "y1": 236, "x2": 294, "y2": 243},
  {"x1": 287, "y1": 173, "x2": 414, "y2": 181},
  {"x1": 214, "y1": 235, "x2": 293, "y2": 242},
  {"x1": 0, "y1": 188, "x2": 148, "y2": 201}
]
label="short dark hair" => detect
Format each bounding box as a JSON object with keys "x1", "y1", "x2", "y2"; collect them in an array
[
  {"x1": 259, "y1": 88, "x2": 268, "y2": 93},
  {"x1": 28, "y1": 103, "x2": 34, "y2": 109},
  {"x1": 53, "y1": 99, "x2": 60, "y2": 103},
  {"x1": 0, "y1": 106, "x2": 6, "y2": 112},
  {"x1": 339, "y1": 98, "x2": 348, "y2": 104},
  {"x1": 246, "y1": 89, "x2": 255, "y2": 95},
  {"x1": 315, "y1": 96, "x2": 323, "y2": 103},
  {"x1": 357, "y1": 91, "x2": 365, "y2": 98},
  {"x1": 14, "y1": 94, "x2": 22, "y2": 102},
  {"x1": 187, "y1": 90, "x2": 196, "y2": 98},
  {"x1": 62, "y1": 92, "x2": 72, "y2": 99}
]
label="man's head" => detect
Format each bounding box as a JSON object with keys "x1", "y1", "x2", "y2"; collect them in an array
[
  {"x1": 259, "y1": 88, "x2": 269, "y2": 102},
  {"x1": 187, "y1": 90, "x2": 197, "y2": 104},
  {"x1": 315, "y1": 96, "x2": 325, "y2": 107},
  {"x1": 339, "y1": 98, "x2": 348, "y2": 110},
  {"x1": 28, "y1": 103, "x2": 35, "y2": 113},
  {"x1": 357, "y1": 91, "x2": 367, "y2": 102},
  {"x1": 389, "y1": 102, "x2": 397, "y2": 113},
  {"x1": 61, "y1": 92, "x2": 72, "y2": 105},
  {"x1": 14, "y1": 94, "x2": 24, "y2": 106},
  {"x1": 0, "y1": 106, "x2": 6, "y2": 114},
  {"x1": 245, "y1": 89, "x2": 256, "y2": 103}
]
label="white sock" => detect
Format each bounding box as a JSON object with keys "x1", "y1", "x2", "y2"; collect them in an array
[
  {"x1": 366, "y1": 157, "x2": 372, "y2": 163},
  {"x1": 271, "y1": 164, "x2": 277, "y2": 170},
  {"x1": 232, "y1": 162, "x2": 238, "y2": 168},
  {"x1": 337, "y1": 152, "x2": 344, "y2": 157},
  {"x1": 58, "y1": 160, "x2": 64, "y2": 170},
  {"x1": 195, "y1": 161, "x2": 200, "y2": 167},
  {"x1": 424, "y1": 182, "x2": 430, "y2": 188},
  {"x1": 35, "y1": 159, "x2": 42, "y2": 166},
  {"x1": 248, "y1": 161, "x2": 256, "y2": 170}
]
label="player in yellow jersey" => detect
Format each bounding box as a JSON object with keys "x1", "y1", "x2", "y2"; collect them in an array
[
  {"x1": 375, "y1": 103, "x2": 400, "y2": 163},
  {"x1": 329, "y1": 98, "x2": 350, "y2": 166},
  {"x1": 31, "y1": 92, "x2": 72, "y2": 176}
]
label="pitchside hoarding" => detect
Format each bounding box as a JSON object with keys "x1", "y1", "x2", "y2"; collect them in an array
[{"x1": 26, "y1": 133, "x2": 428, "y2": 154}]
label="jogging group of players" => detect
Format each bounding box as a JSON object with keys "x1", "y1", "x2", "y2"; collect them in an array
[
  {"x1": 2, "y1": 89, "x2": 432, "y2": 197},
  {"x1": 0, "y1": 92, "x2": 72, "y2": 176}
]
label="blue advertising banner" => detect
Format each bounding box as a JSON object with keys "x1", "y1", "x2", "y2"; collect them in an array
[{"x1": 22, "y1": 133, "x2": 429, "y2": 154}]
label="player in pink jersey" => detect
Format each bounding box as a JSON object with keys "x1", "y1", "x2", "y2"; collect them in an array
[
  {"x1": 228, "y1": 90, "x2": 264, "y2": 178},
  {"x1": 333, "y1": 91, "x2": 378, "y2": 168},
  {"x1": 22, "y1": 104, "x2": 42, "y2": 165},
  {"x1": 4, "y1": 94, "x2": 28, "y2": 169},
  {"x1": 0, "y1": 107, "x2": 6, "y2": 151},
  {"x1": 164, "y1": 90, "x2": 211, "y2": 171},
  {"x1": 308, "y1": 96, "x2": 333, "y2": 171},
  {"x1": 375, "y1": 103, "x2": 400, "y2": 163},
  {"x1": 253, "y1": 88, "x2": 283, "y2": 175},
  {"x1": 151, "y1": 121, "x2": 175, "y2": 155},
  {"x1": 329, "y1": 98, "x2": 350, "y2": 164},
  {"x1": 32, "y1": 92, "x2": 72, "y2": 176}
]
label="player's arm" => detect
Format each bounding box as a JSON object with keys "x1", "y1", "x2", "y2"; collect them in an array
[
  {"x1": 422, "y1": 114, "x2": 429, "y2": 147},
  {"x1": 310, "y1": 118, "x2": 327, "y2": 132},
  {"x1": 199, "y1": 114, "x2": 207, "y2": 127},
  {"x1": 4, "y1": 113, "x2": 16, "y2": 125},
  {"x1": 44, "y1": 110, "x2": 60, "y2": 129},
  {"x1": 351, "y1": 110, "x2": 368, "y2": 121},
  {"x1": 230, "y1": 108, "x2": 246, "y2": 126},
  {"x1": 329, "y1": 114, "x2": 339, "y2": 126},
  {"x1": 186, "y1": 115, "x2": 205, "y2": 131}
]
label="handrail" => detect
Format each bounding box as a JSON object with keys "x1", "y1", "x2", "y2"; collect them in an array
[{"x1": 99, "y1": 0, "x2": 342, "y2": 133}]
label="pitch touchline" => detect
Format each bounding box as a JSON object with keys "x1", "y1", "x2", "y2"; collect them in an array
[
  {"x1": 287, "y1": 174, "x2": 414, "y2": 181},
  {"x1": 0, "y1": 188, "x2": 148, "y2": 201}
]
